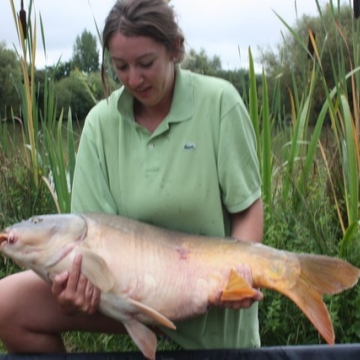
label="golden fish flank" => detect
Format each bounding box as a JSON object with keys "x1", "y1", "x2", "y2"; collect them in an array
[{"x1": 1, "y1": 213, "x2": 359, "y2": 360}]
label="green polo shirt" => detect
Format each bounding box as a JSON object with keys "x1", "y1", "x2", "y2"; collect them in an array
[{"x1": 71, "y1": 66, "x2": 261, "y2": 349}]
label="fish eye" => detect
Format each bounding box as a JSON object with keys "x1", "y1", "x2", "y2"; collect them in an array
[{"x1": 31, "y1": 217, "x2": 43, "y2": 224}]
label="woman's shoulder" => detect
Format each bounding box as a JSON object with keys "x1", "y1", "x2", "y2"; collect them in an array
[
  {"x1": 179, "y1": 69, "x2": 241, "y2": 112},
  {"x1": 89, "y1": 88, "x2": 123, "y2": 116},
  {"x1": 186, "y1": 69, "x2": 239, "y2": 99},
  {"x1": 84, "y1": 88, "x2": 122, "y2": 124},
  {"x1": 82, "y1": 88, "x2": 123, "y2": 134}
]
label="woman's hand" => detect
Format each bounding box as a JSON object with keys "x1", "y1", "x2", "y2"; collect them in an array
[
  {"x1": 51, "y1": 253, "x2": 101, "y2": 316},
  {"x1": 214, "y1": 263, "x2": 263, "y2": 310}
]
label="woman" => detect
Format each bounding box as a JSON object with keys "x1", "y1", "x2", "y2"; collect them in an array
[{"x1": 0, "y1": 0, "x2": 263, "y2": 353}]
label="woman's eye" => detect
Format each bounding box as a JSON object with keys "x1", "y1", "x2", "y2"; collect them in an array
[
  {"x1": 116, "y1": 65, "x2": 127, "y2": 71},
  {"x1": 141, "y1": 61, "x2": 153, "y2": 69}
]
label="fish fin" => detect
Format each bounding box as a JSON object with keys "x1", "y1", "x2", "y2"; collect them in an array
[
  {"x1": 283, "y1": 277, "x2": 334, "y2": 344},
  {"x1": 297, "y1": 254, "x2": 360, "y2": 294},
  {"x1": 279, "y1": 254, "x2": 360, "y2": 345},
  {"x1": 128, "y1": 298, "x2": 176, "y2": 330},
  {"x1": 124, "y1": 320, "x2": 157, "y2": 360},
  {"x1": 220, "y1": 268, "x2": 258, "y2": 301},
  {"x1": 77, "y1": 249, "x2": 115, "y2": 292}
]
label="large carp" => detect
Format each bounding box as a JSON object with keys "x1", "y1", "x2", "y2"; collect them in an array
[{"x1": 0, "y1": 213, "x2": 359, "y2": 359}]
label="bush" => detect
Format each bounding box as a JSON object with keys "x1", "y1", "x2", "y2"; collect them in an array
[
  {"x1": 0, "y1": 146, "x2": 56, "y2": 230},
  {"x1": 0, "y1": 42, "x2": 22, "y2": 119},
  {"x1": 55, "y1": 72, "x2": 97, "y2": 121},
  {"x1": 260, "y1": 161, "x2": 359, "y2": 346}
]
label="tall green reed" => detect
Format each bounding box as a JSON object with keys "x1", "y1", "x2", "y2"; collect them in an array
[
  {"x1": 270, "y1": 1, "x2": 360, "y2": 250},
  {"x1": 9, "y1": 0, "x2": 77, "y2": 213},
  {"x1": 313, "y1": 1, "x2": 360, "y2": 247},
  {"x1": 255, "y1": 2, "x2": 360, "y2": 344},
  {"x1": 10, "y1": 0, "x2": 39, "y2": 186},
  {"x1": 247, "y1": 49, "x2": 273, "y2": 209}
]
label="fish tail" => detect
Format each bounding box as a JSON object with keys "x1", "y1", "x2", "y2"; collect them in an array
[{"x1": 280, "y1": 254, "x2": 360, "y2": 344}]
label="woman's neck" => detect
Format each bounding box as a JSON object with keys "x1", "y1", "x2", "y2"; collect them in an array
[{"x1": 134, "y1": 73, "x2": 176, "y2": 133}]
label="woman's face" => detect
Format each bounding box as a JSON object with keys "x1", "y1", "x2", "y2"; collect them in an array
[{"x1": 109, "y1": 33, "x2": 176, "y2": 110}]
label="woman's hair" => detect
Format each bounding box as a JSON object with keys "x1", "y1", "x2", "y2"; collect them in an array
[{"x1": 101, "y1": 0, "x2": 185, "y2": 96}]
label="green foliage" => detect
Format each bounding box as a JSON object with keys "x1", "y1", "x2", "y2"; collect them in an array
[
  {"x1": 260, "y1": 4, "x2": 355, "y2": 125},
  {"x1": 260, "y1": 167, "x2": 345, "y2": 346},
  {"x1": 47, "y1": 60, "x2": 74, "y2": 81},
  {"x1": 258, "y1": 0, "x2": 360, "y2": 238},
  {"x1": 75, "y1": 70, "x2": 105, "y2": 104},
  {"x1": 181, "y1": 47, "x2": 261, "y2": 101},
  {"x1": 182, "y1": 48, "x2": 222, "y2": 75},
  {"x1": 0, "y1": 147, "x2": 56, "y2": 230},
  {"x1": 6, "y1": 0, "x2": 79, "y2": 213},
  {"x1": 62, "y1": 332, "x2": 181, "y2": 353},
  {"x1": 72, "y1": 29, "x2": 100, "y2": 73},
  {"x1": 0, "y1": 42, "x2": 22, "y2": 119},
  {"x1": 55, "y1": 71, "x2": 98, "y2": 121},
  {"x1": 254, "y1": 0, "x2": 360, "y2": 346}
]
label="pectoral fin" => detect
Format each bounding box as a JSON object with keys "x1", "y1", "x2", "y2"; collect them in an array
[
  {"x1": 221, "y1": 268, "x2": 257, "y2": 301},
  {"x1": 77, "y1": 249, "x2": 114, "y2": 292},
  {"x1": 124, "y1": 320, "x2": 157, "y2": 360},
  {"x1": 128, "y1": 298, "x2": 176, "y2": 330}
]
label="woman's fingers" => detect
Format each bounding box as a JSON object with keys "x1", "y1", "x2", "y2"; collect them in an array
[{"x1": 51, "y1": 253, "x2": 100, "y2": 315}]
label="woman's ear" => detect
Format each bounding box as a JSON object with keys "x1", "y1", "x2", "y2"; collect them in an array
[{"x1": 172, "y1": 38, "x2": 183, "y2": 62}]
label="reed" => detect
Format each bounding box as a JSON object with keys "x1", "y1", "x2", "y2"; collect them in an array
[
  {"x1": 257, "y1": 0, "x2": 360, "y2": 250},
  {"x1": 8, "y1": 0, "x2": 76, "y2": 213},
  {"x1": 255, "y1": 0, "x2": 360, "y2": 344}
]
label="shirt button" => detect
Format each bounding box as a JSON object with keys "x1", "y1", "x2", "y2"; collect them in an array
[{"x1": 148, "y1": 143, "x2": 154, "y2": 149}]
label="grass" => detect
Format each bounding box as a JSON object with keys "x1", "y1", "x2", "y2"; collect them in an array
[{"x1": 62, "y1": 332, "x2": 181, "y2": 353}]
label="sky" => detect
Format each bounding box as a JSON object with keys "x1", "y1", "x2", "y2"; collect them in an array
[{"x1": 0, "y1": 0, "x2": 328, "y2": 70}]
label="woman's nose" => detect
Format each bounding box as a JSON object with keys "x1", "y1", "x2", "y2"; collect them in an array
[{"x1": 128, "y1": 68, "x2": 143, "y2": 88}]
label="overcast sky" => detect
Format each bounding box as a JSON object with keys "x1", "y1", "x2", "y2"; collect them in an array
[{"x1": 0, "y1": 0, "x2": 330, "y2": 70}]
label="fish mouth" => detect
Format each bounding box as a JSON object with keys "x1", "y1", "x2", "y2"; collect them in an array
[{"x1": 0, "y1": 232, "x2": 8, "y2": 246}]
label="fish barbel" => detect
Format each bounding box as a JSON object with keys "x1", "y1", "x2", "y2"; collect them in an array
[{"x1": 0, "y1": 213, "x2": 359, "y2": 359}]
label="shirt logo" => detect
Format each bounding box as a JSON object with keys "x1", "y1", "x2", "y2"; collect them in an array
[{"x1": 184, "y1": 142, "x2": 196, "y2": 150}]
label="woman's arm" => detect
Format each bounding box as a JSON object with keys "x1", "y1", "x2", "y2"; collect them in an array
[
  {"x1": 214, "y1": 198, "x2": 264, "y2": 309},
  {"x1": 231, "y1": 197, "x2": 263, "y2": 243}
]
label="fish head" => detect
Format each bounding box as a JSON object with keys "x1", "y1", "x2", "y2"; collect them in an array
[{"x1": 0, "y1": 214, "x2": 87, "y2": 271}]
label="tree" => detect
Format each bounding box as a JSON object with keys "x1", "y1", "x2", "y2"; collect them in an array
[
  {"x1": 259, "y1": 5, "x2": 355, "y2": 125},
  {"x1": 72, "y1": 30, "x2": 99, "y2": 73},
  {"x1": 46, "y1": 60, "x2": 74, "y2": 81},
  {"x1": 182, "y1": 48, "x2": 222, "y2": 76},
  {"x1": 55, "y1": 71, "x2": 99, "y2": 121},
  {"x1": 0, "y1": 42, "x2": 22, "y2": 119},
  {"x1": 181, "y1": 48, "x2": 259, "y2": 103}
]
